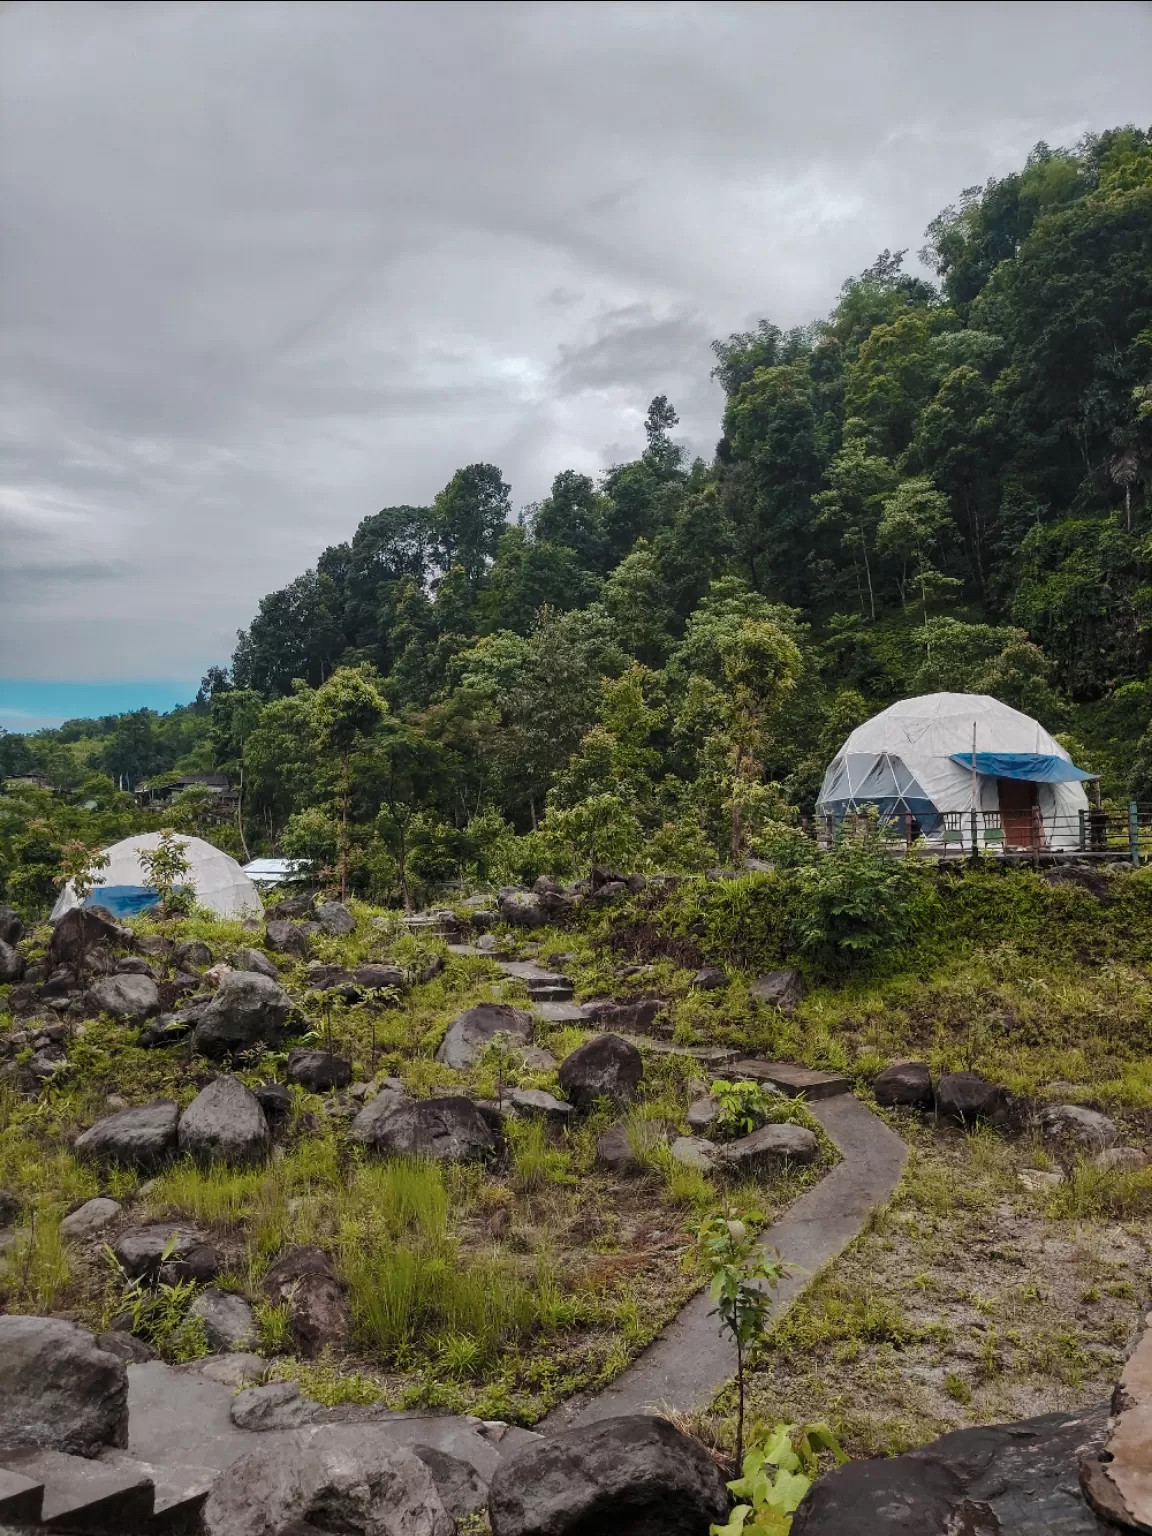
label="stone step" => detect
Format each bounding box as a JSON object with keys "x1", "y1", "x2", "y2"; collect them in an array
[
  {"x1": 533, "y1": 1000, "x2": 591, "y2": 1024},
  {"x1": 728, "y1": 1059, "x2": 850, "y2": 1100},
  {"x1": 97, "y1": 1450, "x2": 216, "y2": 1535},
  {"x1": 0, "y1": 1465, "x2": 44, "y2": 1524},
  {"x1": 618, "y1": 1037, "x2": 741, "y2": 1067},
  {"x1": 0, "y1": 1447, "x2": 154, "y2": 1533},
  {"x1": 525, "y1": 982, "x2": 575, "y2": 1002}
]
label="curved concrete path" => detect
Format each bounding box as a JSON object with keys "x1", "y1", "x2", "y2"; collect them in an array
[{"x1": 542, "y1": 1093, "x2": 907, "y2": 1431}]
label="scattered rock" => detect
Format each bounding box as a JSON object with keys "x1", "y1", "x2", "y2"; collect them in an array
[
  {"x1": 74, "y1": 1101, "x2": 179, "y2": 1170},
  {"x1": 135, "y1": 934, "x2": 172, "y2": 958},
  {"x1": 230, "y1": 946, "x2": 281, "y2": 979},
  {"x1": 686, "y1": 1096, "x2": 719, "y2": 1133},
  {"x1": 1041, "y1": 1104, "x2": 1118, "y2": 1152},
  {"x1": 60, "y1": 1197, "x2": 122, "y2": 1243},
  {"x1": 172, "y1": 939, "x2": 213, "y2": 970},
  {"x1": 116, "y1": 955, "x2": 158, "y2": 977},
  {"x1": 315, "y1": 900, "x2": 356, "y2": 936},
  {"x1": 0, "y1": 937, "x2": 25, "y2": 982},
  {"x1": 0, "y1": 1315, "x2": 129, "y2": 1458},
  {"x1": 230, "y1": 1380, "x2": 321, "y2": 1432},
  {"x1": 351, "y1": 962, "x2": 406, "y2": 991},
  {"x1": 113, "y1": 1224, "x2": 221, "y2": 1284},
  {"x1": 487, "y1": 1413, "x2": 729, "y2": 1536},
  {"x1": 1094, "y1": 1145, "x2": 1147, "y2": 1171},
  {"x1": 749, "y1": 969, "x2": 806, "y2": 1012},
  {"x1": 265, "y1": 919, "x2": 312, "y2": 959},
  {"x1": 873, "y1": 1060, "x2": 934, "y2": 1110},
  {"x1": 137, "y1": 1012, "x2": 193, "y2": 1048},
  {"x1": 498, "y1": 890, "x2": 548, "y2": 929},
  {"x1": 269, "y1": 894, "x2": 317, "y2": 920},
  {"x1": 435, "y1": 1002, "x2": 534, "y2": 1069},
  {"x1": 935, "y1": 1071, "x2": 1006, "y2": 1125},
  {"x1": 94, "y1": 1331, "x2": 157, "y2": 1364},
  {"x1": 48, "y1": 906, "x2": 133, "y2": 969},
  {"x1": 1018, "y1": 1168, "x2": 1064, "y2": 1192},
  {"x1": 506, "y1": 1088, "x2": 573, "y2": 1123},
  {"x1": 254, "y1": 1082, "x2": 293, "y2": 1121},
  {"x1": 692, "y1": 967, "x2": 728, "y2": 990},
  {"x1": 262, "y1": 1246, "x2": 350, "y2": 1359},
  {"x1": 28, "y1": 1044, "x2": 68, "y2": 1079},
  {"x1": 203, "y1": 962, "x2": 233, "y2": 989},
  {"x1": 520, "y1": 1045, "x2": 558, "y2": 1071},
  {"x1": 305, "y1": 963, "x2": 360, "y2": 997},
  {"x1": 595, "y1": 1125, "x2": 637, "y2": 1173},
  {"x1": 366, "y1": 1096, "x2": 498, "y2": 1163},
  {"x1": 189, "y1": 1288, "x2": 257, "y2": 1353},
  {"x1": 585, "y1": 880, "x2": 627, "y2": 903},
  {"x1": 792, "y1": 1454, "x2": 963, "y2": 1533},
  {"x1": 1082, "y1": 1317, "x2": 1152, "y2": 1530},
  {"x1": 558, "y1": 1034, "x2": 643, "y2": 1110},
  {"x1": 0, "y1": 905, "x2": 23, "y2": 945},
  {"x1": 194, "y1": 1352, "x2": 268, "y2": 1387},
  {"x1": 287, "y1": 1049, "x2": 353, "y2": 1093},
  {"x1": 201, "y1": 1425, "x2": 453, "y2": 1536},
  {"x1": 0, "y1": 1188, "x2": 20, "y2": 1226},
  {"x1": 416, "y1": 954, "x2": 445, "y2": 984},
  {"x1": 191, "y1": 970, "x2": 293, "y2": 1058},
  {"x1": 475, "y1": 933, "x2": 500, "y2": 952},
  {"x1": 721, "y1": 1122, "x2": 819, "y2": 1170},
  {"x1": 670, "y1": 1135, "x2": 717, "y2": 1171},
  {"x1": 179, "y1": 1076, "x2": 271, "y2": 1164},
  {"x1": 349, "y1": 1081, "x2": 412, "y2": 1146},
  {"x1": 87, "y1": 972, "x2": 162, "y2": 1024}
]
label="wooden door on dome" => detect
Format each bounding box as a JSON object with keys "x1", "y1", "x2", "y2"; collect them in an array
[{"x1": 997, "y1": 777, "x2": 1038, "y2": 847}]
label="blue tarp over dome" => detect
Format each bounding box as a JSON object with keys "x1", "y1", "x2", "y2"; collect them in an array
[{"x1": 948, "y1": 752, "x2": 1096, "y2": 784}]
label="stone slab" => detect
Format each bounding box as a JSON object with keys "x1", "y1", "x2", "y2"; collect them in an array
[
  {"x1": 0, "y1": 1467, "x2": 43, "y2": 1523},
  {"x1": 533, "y1": 1001, "x2": 590, "y2": 1024},
  {"x1": 542, "y1": 1093, "x2": 907, "y2": 1430},
  {"x1": 728, "y1": 1059, "x2": 850, "y2": 1099},
  {"x1": 619, "y1": 1037, "x2": 741, "y2": 1066},
  {"x1": 0, "y1": 1446, "x2": 154, "y2": 1529}
]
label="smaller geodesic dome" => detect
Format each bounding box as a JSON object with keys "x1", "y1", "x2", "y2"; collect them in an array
[
  {"x1": 817, "y1": 693, "x2": 1094, "y2": 851},
  {"x1": 50, "y1": 833, "x2": 263, "y2": 921}
]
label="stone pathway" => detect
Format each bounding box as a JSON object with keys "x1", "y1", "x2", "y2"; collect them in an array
[{"x1": 541, "y1": 1092, "x2": 907, "y2": 1430}]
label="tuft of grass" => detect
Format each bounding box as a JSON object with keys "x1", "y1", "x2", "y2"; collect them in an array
[
  {"x1": 1047, "y1": 1159, "x2": 1152, "y2": 1221},
  {"x1": 508, "y1": 1120, "x2": 572, "y2": 1193},
  {"x1": 2, "y1": 1208, "x2": 72, "y2": 1312},
  {"x1": 944, "y1": 1372, "x2": 972, "y2": 1404}
]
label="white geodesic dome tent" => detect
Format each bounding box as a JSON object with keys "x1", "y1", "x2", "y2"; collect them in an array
[
  {"x1": 51, "y1": 833, "x2": 264, "y2": 921},
  {"x1": 817, "y1": 693, "x2": 1094, "y2": 852}
]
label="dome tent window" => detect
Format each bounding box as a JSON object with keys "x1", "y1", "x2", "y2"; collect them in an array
[{"x1": 816, "y1": 693, "x2": 1093, "y2": 854}]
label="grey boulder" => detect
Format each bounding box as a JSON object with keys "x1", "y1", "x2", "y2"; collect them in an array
[
  {"x1": 748, "y1": 968, "x2": 806, "y2": 1012},
  {"x1": 112, "y1": 1224, "x2": 221, "y2": 1284},
  {"x1": 1041, "y1": 1103, "x2": 1118, "y2": 1152},
  {"x1": 189, "y1": 1288, "x2": 256, "y2": 1353},
  {"x1": 686, "y1": 1096, "x2": 719, "y2": 1133},
  {"x1": 230, "y1": 946, "x2": 281, "y2": 980},
  {"x1": 0, "y1": 938, "x2": 25, "y2": 983},
  {"x1": 349, "y1": 1082, "x2": 412, "y2": 1146},
  {"x1": 721, "y1": 1122, "x2": 819, "y2": 1169},
  {"x1": 315, "y1": 900, "x2": 356, "y2": 936},
  {"x1": 178, "y1": 1076, "x2": 270, "y2": 1164},
  {"x1": 352, "y1": 963, "x2": 406, "y2": 991},
  {"x1": 498, "y1": 889, "x2": 547, "y2": 928},
  {"x1": 558, "y1": 1034, "x2": 643, "y2": 1109},
  {"x1": 487, "y1": 1413, "x2": 728, "y2": 1536},
  {"x1": 670, "y1": 1135, "x2": 717, "y2": 1170},
  {"x1": 935, "y1": 1071, "x2": 1006, "y2": 1125},
  {"x1": 48, "y1": 906, "x2": 133, "y2": 968},
  {"x1": 201, "y1": 1424, "x2": 453, "y2": 1536},
  {"x1": 873, "y1": 1060, "x2": 934, "y2": 1110},
  {"x1": 265, "y1": 919, "x2": 313, "y2": 959},
  {"x1": 230, "y1": 1380, "x2": 320, "y2": 1432},
  {"x1": 262, "y1": 1246, "x2": 350, "y2": 1359},
  {"x1": 506, "y1": 1087, "x2": 573, "y2": 1124},
  {"x1": 0, "y1": 905, "x2": 22, "y2": 945},
  {"x1": 191, "y1": 970, "x2": 293, "y2": 1057},
  {"x1": 0, "y1": 1316, "x2": 128, "y2": 1458},
  {"x1": 287, "y1": 1049, "x2": 353, "y2": 1093},
  {"x1": 366, "y1": 1097, "x2": 497, "y2": 1163},
  {"x1": 60, "y1": 1197, "x2": 122, "y2": 1244},
  {"x1": 692, "y1": 967, "x2": 728, "y2": 990},
  {"x1": 172, "y1": 939, "x2": 213, "y2": 970},
  {"x1": 74, "y1": 1101, "x2": 179, "y2": 1169},
  {"x1": 87, "y1": 973, "x2": 161, "y2": 1024},
  {"x1": 435, "y1": 1002, "x2": 534, "y2": 1069}
]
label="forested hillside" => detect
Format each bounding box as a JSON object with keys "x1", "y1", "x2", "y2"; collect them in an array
[{"x1": 3, "y1": 127, "x2": 1152, "y2": 913}]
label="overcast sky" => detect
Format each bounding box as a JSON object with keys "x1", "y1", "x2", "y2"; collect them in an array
[{"x1": 2, "y1": 0, "x2": 1150, "y2": 725}]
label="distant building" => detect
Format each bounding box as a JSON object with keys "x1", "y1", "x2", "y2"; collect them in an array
[
  {"x1": 135, "y1": 773, "x2": 240, "y2": 822},
  {"x1": 242, "y1": 857, "x2": 311, "y2": 890}
]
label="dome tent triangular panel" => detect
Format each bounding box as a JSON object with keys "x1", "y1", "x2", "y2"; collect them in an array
[
  {"x1": 817, "y1": 693, "x2": 1090, "y2": 851},
  {"x1": 50, "y1": 833, "x2": 264, "y2": 921}
]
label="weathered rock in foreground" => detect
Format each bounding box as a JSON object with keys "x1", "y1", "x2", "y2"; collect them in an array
[
  {"x1": 191, "y1": 969, "x2": 293, "y2": 1057},
  {"x1": 230, "y1": 945, "x2": 281, "y2": 979},
  {"x1": 262, "y1": 1245, "x2": 350, "y2": 1359},
  {"x1": 1081, "y1": 1315, "x2": 1152, "y2": 1531},
  {"x1": 935, "y1": 1070, "x2": 1006, "y2": 1125},
  {"x1": 0, "y1": 937, "x2": 25, "y2": 982},
  {"x1": 873, "y1": 1060, "x2": 934, "y2": 1109},
  {"x1": 87, "y1": 972, "x2": 161, "y2": 1024},
  {"x1": 315, "y1": 899, "x2": 357, "y2": 936},
  {"x1": 670, "y1": 1135, "x2": 717, "y2": 1170},
  {"x1": 60, "y1": 1196, "x2": 122, "y2": 1244},
  {"x1": 1041, "y1": 1103, "x2": 1118, "y2": 1152},
  {"x1": 506, "y1": 1087, "x2": 573, "y2": 1123},
  {"x1": 112, "y1": 1224, "x2": 221, "y2": 1284},
  {"x1": 287, "y1": 1048, "x2": 353, "y2": 1093},
  {"x1": 436, "y1": 1002, "x2": 534, "y2": 1069},
  {"x1": 189, "y1": 1287, "x2": 257, "y2": 1353},
  {"x1": 721, "y1": 1121, "x2": 819, "y2": 1170},
  {"x1": 48, "y1": 905, "x2": 132, "y2": 969},
  {"x1": 792, "y1": 1402, "x2": 1115, "y2": 1535},
  {"x1": 488, "y1": 1413, "x2": 729, "y2": 1536},
  {"x1": 178, "y1": 1076, "x2": 270, "y2": 1164},
  {"x1": 749, "y1": 968, "x2": 806, "y2": 1012},
  {"x1": 172, "y1": 938, "x2": 213, "y2": 971},
  {"x1": 558, "y1": 1034, "x2": 643, "y2": 1109},
  {"x1": 74, "y1": 1101, "x2": 179, "y2": 1170},
  {"x1": 349, "y1": 1080, "x2": 411, "y2": 1145},
  {"x1": 351, "y1": 962, "x2": 406, "y2": 991},
  {"x1": 265, "y1": 918, "x2": 313, "y2": 959},
  {"x1": 367, "y1": 1096, "x2": 497, "y2": 1162},
  {"x1": 201, "y1": 1424, "x2": 454, "y2": 1536},
  {"x1": 0, "y1": 1316, "x2": 128, "y2": 1458}
]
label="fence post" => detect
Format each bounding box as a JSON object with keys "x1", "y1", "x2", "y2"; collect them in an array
[
  {"x1": 1129, "y1": 803, "x2": 1140, "y2": 868},
  {"x1": 970, "y1": 808, "x2": 979, "y2": 861},
  {"x1": 1079, "y1": 809, "x2": 1086, "y2": 852}
]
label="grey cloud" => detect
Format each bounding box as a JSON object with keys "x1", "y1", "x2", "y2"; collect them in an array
[{"x1": 1, "y1": 0, "x2": 1150, "y2": 681}]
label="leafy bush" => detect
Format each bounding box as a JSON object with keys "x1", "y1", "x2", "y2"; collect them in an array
[
  {"x1": 790, "y1": 828, "x2": 935, "y2": 974},
  {"x1": 712, "y1": 1421, "x2": 848, "y2": 1535},
  {"x1": 710, "y1": 1080, "x2": 777, "y2": 1139}
]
